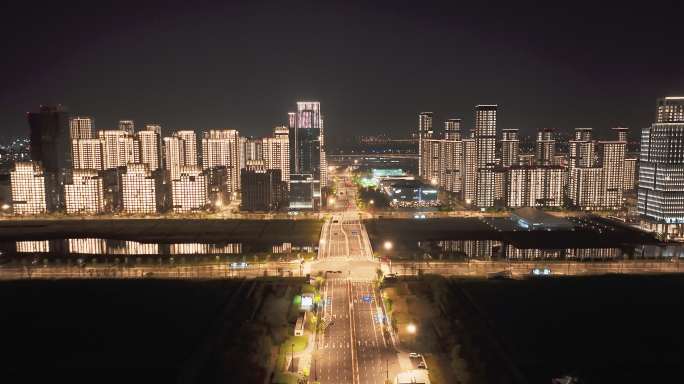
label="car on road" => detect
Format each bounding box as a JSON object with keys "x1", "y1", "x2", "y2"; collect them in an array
[
  {"x1": 230, "y1": 262, "x2": 248, "y2": 269},
  {"x1": 417, "y1": 361, "x2": 427, "y2": 369},
  {"x1": 409, "y1": 353, "x2": 421, "y2": 358}
]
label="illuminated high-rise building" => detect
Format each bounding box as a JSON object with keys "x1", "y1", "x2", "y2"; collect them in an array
[
  {"x1": 638, "y1": 97, "x2": 684, "y2": 238},
  {"x1": 599, "y1": 140, "x2": 626, "y2": 209},
  {"x1": 137, "y1": 129, "x2": 161, "y2": 171},
  {"x1": 10, "y1": 162, "x2": 47, "y2": 215},
  {"x1": 417, "y1": 112, "x2": 433, "y2": 177},
  {"x1": 501, "y1": 129, "x2": 519, "y2": 167},
  {"x1": 288, "y1": 101, "x2": 326, "y2": 208},
  {"x1": 655, "y1": 96, "x2": 684, "y2": 123},
  {"x1": 474, "y1": 105, "x2": 498, "y2": 207},
  {"x1": 69, "y1": 116, "x2": 93, "y2": 139},
  {"x1": 444, "y1": 118, "x2": 461, "y2": 140},
  {"x1": 118, "y1": 120, "x2": 135, "y2": 134},
  {"x1": 623, "y1": 157, "x2": 637, "y2": 191},
  {"x1": 568, "y1": 128, "x2": 595, "y2": 202},
  {"x1": 262, "y1": 126, "x2": 291, "y2": 184},
  {"x1": 72, "y1": 139, "x2": 103, "y2": 170},
  {"x1": 240, "y1": 161, "x2": 286, "y2": 211},
  {"x1": 201, "y1": 130, "x2": 240, "y2": 192},
  {"x1": 176, "y1": 130, "x2": 198, "y2": 166},
  {"x1": 65, "y1": 169, "x2": 105, "y2": 214},
  {"x1": 171, "y1": 165, "x2": 207, "y2": 212},
  {"x1": 536, "y1": 128, "x2": 555, "y2": 166},
  {"x1": 99, "y1": 130, "x2": 139, "y2": 169},
  {"x1": 462, "y1": 138, "x2": 477, "y2": 204},
  {"x1": 121, "y1": 163, "x2": 159, "y2": 213},
  {"x1": 506, "y1": 166, "x2": 565, "y2": 208},
  {"x1": 240, "y1": 137, "x2": 263, "y2": 170},
  {"x1": 164, "y1": 130, "x2": 198, "y2": 181}
]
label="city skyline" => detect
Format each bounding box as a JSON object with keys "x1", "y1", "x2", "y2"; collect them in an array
[{"x1": 2, "y1": 1, "x2": 683, "y2": 142}]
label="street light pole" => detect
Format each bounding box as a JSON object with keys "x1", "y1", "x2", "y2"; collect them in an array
[{"x1": 291, "y1": 343, "x2": 295, "y2": 372}]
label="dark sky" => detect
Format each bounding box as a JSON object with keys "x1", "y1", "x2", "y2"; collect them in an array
[{"x1": 1, "y1": 0, "x2": 683, "y2": 143}]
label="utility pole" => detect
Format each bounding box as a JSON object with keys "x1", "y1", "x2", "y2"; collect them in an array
[{"x1": 291, "y1": 343, "x2": 295, "y2": 372}]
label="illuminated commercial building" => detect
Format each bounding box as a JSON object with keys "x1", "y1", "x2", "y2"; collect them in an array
[
  {"x1": 10, "y1": 162, "x2": 47, "y2": 214},
  {"x1": 65, "y1": 169, "x2": 105, "y2": 214},
  {"x1": 72, "y1": 138, "x2": 103, "y2": 170},
  {"x1": 638, "y1": 97, "x2": 684, "y2": 238},
  {"x1": 69, "y1": 116, "x2": 93, "y2": 139},
  {"x1": 121, "y1": 163, "x2": 159, "y2": 213},
  {"x1": 501, "y1": 129, "x2": 519, "y2": 167},
  {"x1": 171, "y1": 165, "x2": 207, "y2": 212},
  {"x1": 201, "y1": 130, "x2": 240, "y2": 192},
  {"x1": 289, "y1": 101, "x2": 326, "y2": 208},
  {"x1": 474, "y1": 105, "x2": 498, "y2": 207}
]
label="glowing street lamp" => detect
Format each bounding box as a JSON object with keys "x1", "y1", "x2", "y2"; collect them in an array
[
  {"x1": 369, "y1": 199, "x2": 374, "y2": 205},
  {"x1": 383, "y1": 241, "x2": 393, "y2": 251},
  {"x1": 407, "y1": 323, "x2": 417, "y2": 334},
  {"x1": 1, "y1": 203, "x2": 9, "y2": 211}
]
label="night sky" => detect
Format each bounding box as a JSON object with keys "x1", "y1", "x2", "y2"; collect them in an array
[{"x1": 2, "y1": 1, "x2": 683, "y2": 143}]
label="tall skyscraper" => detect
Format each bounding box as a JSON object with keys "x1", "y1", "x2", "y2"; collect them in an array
[
  {"x1": 417, "y1": 112, "x2": 433, "y2": 177},
  {"x1": 69, "y1": 116, "x2": 93, "y2": 139},
  {"x1": 176, "y1": 130, "x2": 198, "y2": 166},
  {"x1": 144, "y1": 124, "x2": 164, "y2": 168},
  {"x1": 121, "y1": 163, "x2": 158, "y2": 213},
  {"x1": 118, "y1": 120, "x2": 135, "y2": 134},
  {"x1": 474, "y1": 105, "x2": 498, "y2": 207},
  {"x1": 201, "y1": 130, "x2": 240, "y2": 193},
  {"x1": 638, "y1": 97, "x2": 684, "y2": 237},
  {"x1": 288, "y1": 101, "x2": 326, "y2": 208},
  {"x1": 506, "y1": 166, "x2": 565, "y2": 207},
  {"x1": 10, "y1": 162, "x2": 47, "y2": 215},
  {"x1": 65, "y1": 169, "x2": 105, "y2": 214},
  {"x1": 501, "y1": 129, "x2": 519, "y2": 167},
  {"x1": 28, "y1": 105, "x2": 71, "y2": 172},
  {"x1": 536, "y1": 128, "x2": 555, "y2": 166},
  {"x1": 623, "y1": 158, "x2": 637, "y2": 191}
]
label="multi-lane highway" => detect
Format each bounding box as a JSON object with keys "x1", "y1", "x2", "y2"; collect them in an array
[{"x1": 311, "y1": 169, "x2": 401, "y2": 384}]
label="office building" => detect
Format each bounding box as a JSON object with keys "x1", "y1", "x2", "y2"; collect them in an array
[
  {"x1": 289, "y1": 173, "x2": 315, "y2": 210},
  {"x1": 171, "y1": 166, "x2": 207, "y2": 212},
  {"x1": 536, "y1": 128, "x2": 555, "y2": 166},
  {"x1": 69, "y1": 116, "x2": 93, "y2": 139},
  {"x1": 201, "y1": 130, "x2": 240, "y2": 192},
  {"x1": 638, "y1": 97, "x2": 684, "y2": 238},
  {"x1": 240, "y1": 161, "x2": 286, "y2": 211},
  {"x1": 474, "y1": 105, "x2": 498, "y2": 207},
  {"x1": 72, "y1": 138, "x2": 103, "y2": 170},
  {"x1": 65, "y1": 169, "x2": 105, "y2": 214},
  {"x1": 501, "y1": 129, "x2": 519, "y2": 167},
  {"x1": 289, "y1": 101, "x2": 327, "y2": 208},
  {"x1": 118, "y1": 120, "x2": 135, "y2": 134},
  {"x1": 121, "y1": 163, "x2": 158, "y2": 213},
  {"x1": 28, "y1": 105, "x2": 71, "y2": 172},
  {"x1": 10, "y1": 162, "x2": 47, "y2": 214}
]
